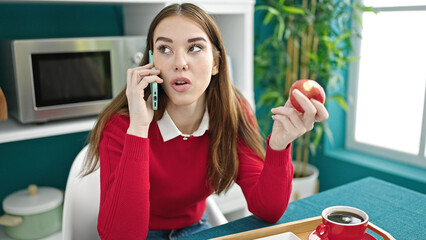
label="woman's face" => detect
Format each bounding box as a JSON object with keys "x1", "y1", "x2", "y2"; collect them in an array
[{"x1": 153, "y1": 15, "x2": 219, "y2": 108}]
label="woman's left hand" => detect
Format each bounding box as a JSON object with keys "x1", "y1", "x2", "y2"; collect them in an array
[{"x1": 269, "y1": 89, "x2": 329, "y2": 151}]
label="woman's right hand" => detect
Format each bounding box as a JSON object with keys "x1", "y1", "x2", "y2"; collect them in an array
[{"x1": 126, "y1": 62, "x2": 162, "y2": 138}]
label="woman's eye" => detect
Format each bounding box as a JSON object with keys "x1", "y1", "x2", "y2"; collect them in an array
[
  {"x1": 189, "y1": 44, "x2": 202, "y2": 53},
  {"x1": 158, "y1": 45, "x2": 171, "y2": 54}
]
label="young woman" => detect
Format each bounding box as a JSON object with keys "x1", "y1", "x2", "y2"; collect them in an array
[{"x1": 83, "y1": 3, "x2": 328, "y2": 240}]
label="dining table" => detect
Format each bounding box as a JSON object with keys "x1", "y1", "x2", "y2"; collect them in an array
[{"x1": 181, "y1": 177, "x2": 426, "y2": 240}]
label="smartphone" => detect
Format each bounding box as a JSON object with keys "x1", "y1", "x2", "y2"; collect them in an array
[{"x1": 149, "y1": 50, "x2": 158, "y2": 110}]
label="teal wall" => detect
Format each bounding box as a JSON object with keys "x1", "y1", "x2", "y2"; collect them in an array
[
  {"x1": 0, "y1": 132, "x2": 89, "y2": 215},
  {"x1": 0, "y1": 4, "x2": 123, "y2": 39},
  {"x1": 0, "y1": 3, "x2": 123, "y2": 215}
]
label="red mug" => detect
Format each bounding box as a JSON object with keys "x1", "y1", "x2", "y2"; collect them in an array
[{"x1": 316, "y1": 206, "x2": 369, "y2": 240}]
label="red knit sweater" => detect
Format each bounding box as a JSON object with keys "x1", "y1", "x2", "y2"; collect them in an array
[{"x1": 97, "y1": 114, "x2": 293, "y2": 240}]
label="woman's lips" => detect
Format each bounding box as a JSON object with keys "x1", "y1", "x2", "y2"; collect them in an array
[{"x1": 171, "y1": 77, "x2": 191, "y2": 92}]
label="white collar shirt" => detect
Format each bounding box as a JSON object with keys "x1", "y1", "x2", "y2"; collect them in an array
[{"x1": 157, "y1": 109, "x2": 209, "y2": 142}]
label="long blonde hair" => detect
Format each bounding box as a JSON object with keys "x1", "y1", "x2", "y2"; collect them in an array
[{"x1": 83, "y1": 3, "x2": 265, "y2": 194}]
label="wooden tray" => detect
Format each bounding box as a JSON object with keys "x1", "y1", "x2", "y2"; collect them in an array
[{"x1": 210, "y1": 216, "x2": 395, "y2": 240}]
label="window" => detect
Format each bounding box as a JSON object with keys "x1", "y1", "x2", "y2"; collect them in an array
[{"x1": 346, "y1": 1, "x2": 426, "y2": 168}]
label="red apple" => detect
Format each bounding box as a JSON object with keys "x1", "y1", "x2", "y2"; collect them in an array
[{"x1": 289, "y1": 79, "x2": 325, "y2": 113}]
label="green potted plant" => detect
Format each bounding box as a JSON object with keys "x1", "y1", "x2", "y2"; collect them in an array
[{"x1": 254, "y1": 0, "x2": 372, "y2": 201}]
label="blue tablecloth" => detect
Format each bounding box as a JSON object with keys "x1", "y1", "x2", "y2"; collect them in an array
[{"x1": 181, "y1": 177, "x2": 426, "y2": 240}]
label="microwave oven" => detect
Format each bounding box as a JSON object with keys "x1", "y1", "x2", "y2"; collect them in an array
[{"x1": 0, "y1": 36, "x2": 146, "y2": 123}]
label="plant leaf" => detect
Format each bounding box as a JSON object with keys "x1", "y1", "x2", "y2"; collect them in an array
[
  {"x1": 255, "y1": 5, "x2": 281, "y2": 24},
  {"x1": 345, "y1": 56, "x2": 361, "y2": 62},
  {"x1": 281, "y1": 6, "x2": 305, "y2": 15},
  {"x1": 277, "y1": 16, "x2": 285, "y2": 40},
  {"x1": 312, "y1": 124, "x2": 324, "y2": 150},
  {"x1": 327, "y1": 94, "x2": 348, "y2": 112},
  {"x1": 335, "y1": 31, "x2": 351, "y2": 44},
  {"x1": 258, "y1": 91, "x2": 284, "y2": 107},
  {"x1": 264, "y1": 11, "x2": 275, "y2": 25},
  {"x1": 323, "y1": 124, "x2": 334, "y2": 146}
]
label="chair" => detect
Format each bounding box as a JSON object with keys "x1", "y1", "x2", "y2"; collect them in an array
[
  {"x1": 62, "y1": 145, "x2": 100, "y2": 240},
  {"x1": 62, "y1": 145, "x2": 227, "y2": 240}
]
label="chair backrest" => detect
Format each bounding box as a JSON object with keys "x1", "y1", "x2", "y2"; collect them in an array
[
  {"x1": 206, "y1": 195, "x2": 228, "y2": 226},
  {"x1": 62, "y1": 146, "x2": 228, "y2": 240},
  {"x1": 62, "y1": 145, "x2": 101, "y2": 240}
]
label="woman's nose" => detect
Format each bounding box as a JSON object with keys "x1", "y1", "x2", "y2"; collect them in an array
[{"x1": 174, "y1": 52, "x2": 188, "y2": 71}]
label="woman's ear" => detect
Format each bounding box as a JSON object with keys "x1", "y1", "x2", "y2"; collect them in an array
[
  {"x1": 211, "y1": 48, "x2": 220, "y2": 76},
  {"x1": 212, "y1": 61, "x2": 219, "y2": 76}
]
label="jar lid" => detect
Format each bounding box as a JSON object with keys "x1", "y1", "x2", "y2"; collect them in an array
[{"x1": 2, "y1": 185, "x2": 63, "y2": 215}]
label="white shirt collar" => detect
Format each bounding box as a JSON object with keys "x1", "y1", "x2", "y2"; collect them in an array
[{"x1": 157, "y1": 109, "x2": 209, "y2": 142}]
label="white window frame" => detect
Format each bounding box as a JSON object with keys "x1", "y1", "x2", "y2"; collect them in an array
[{"x1": 346, "y1": 2, "x2": 426, "y2": 168}]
